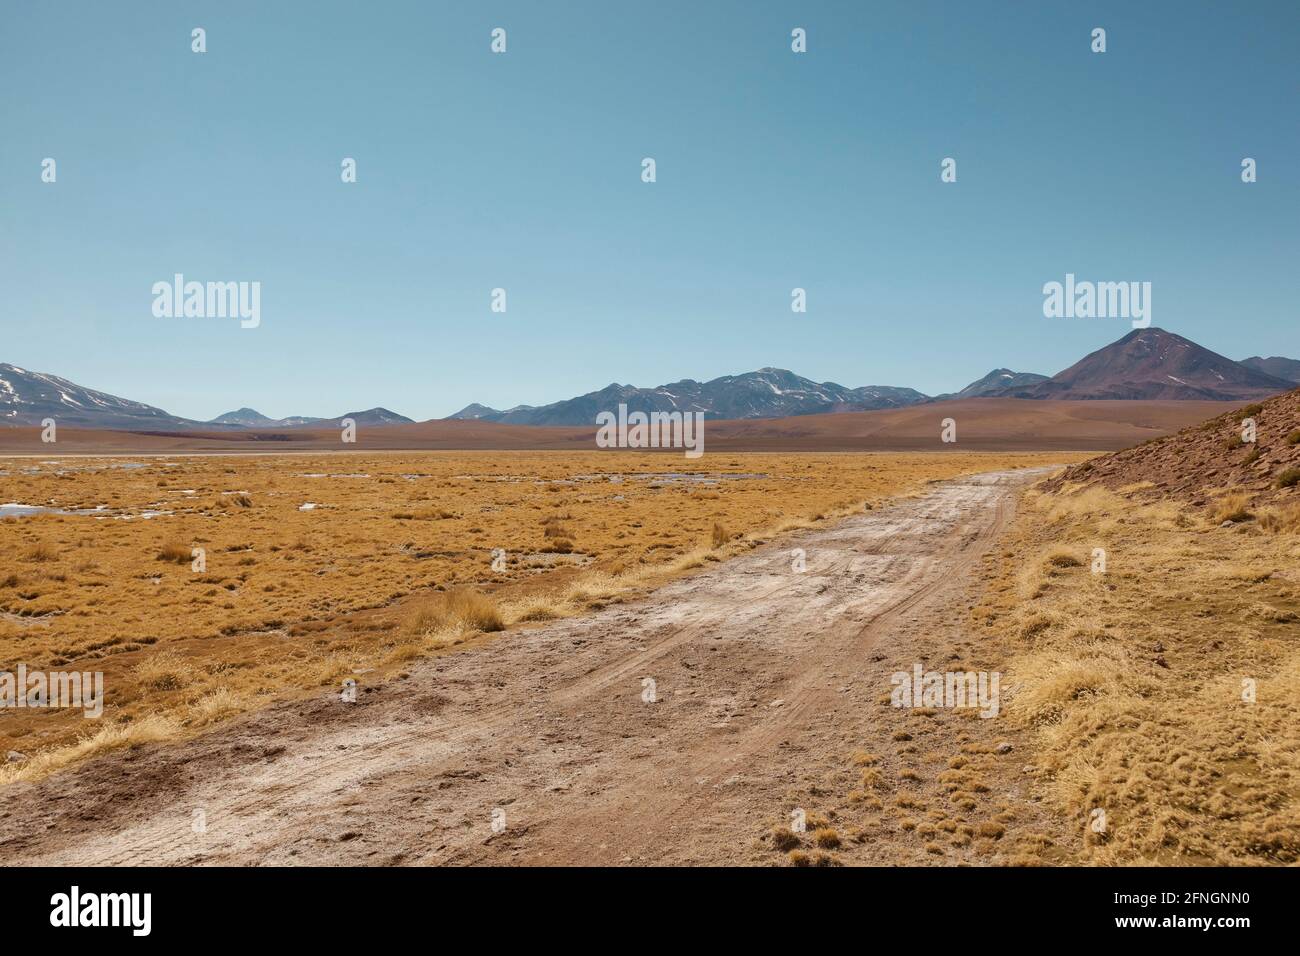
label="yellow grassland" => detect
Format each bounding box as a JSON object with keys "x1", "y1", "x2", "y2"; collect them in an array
[
  {"x1": 973, "y1": 484, "x2": 1300, "y2": 864},
  {"x1": 0, "y1": 450, "x2": 1079, "y2": 782}
]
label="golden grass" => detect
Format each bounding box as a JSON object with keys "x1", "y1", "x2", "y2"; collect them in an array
[
  {"x1": 0, "y1": 449, "x2": 1083, "y2": 779},
  {"x1": 0, "y1": 714, "x2": 177, "y2": 785},
  {"x1": 813, "y1": 827, "x2": 842, "y2": 849},
  {"x1": 157, "y1": 541, "x2": 193, "y2": 564},
  {"x1": 406, "y1": 588, "x2": 504, "y2": 639},
  {"x1": 974, "y1": 484, "x2": 1300, "y2": 864},
  {"x1": 186, "y1": 687, "x2": 242, "y2": 727},
  {"x1": 1211, "y1": 492, "x2": 1254, "y2": 524},
  {"x1": 24, "y1": 540, "x2": 57, "y2": 562},
  {"x1": 711, "y1": 522, "x2": 730, "y2": 549},
  {"x1": 134, "y1": 650, "x2": 197, "y2": 692},
  {"x1": 1258, "y1": 502, "x2": 1300, "y2": 534}
]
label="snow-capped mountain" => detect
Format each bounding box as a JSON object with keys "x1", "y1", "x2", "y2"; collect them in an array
[
  {"x1": 445, "y1": 368, "x2": 930, "y2": 426},
  {"x1": 6, "y1": 331, "x2": 1295, "y2": 433},
  {"x1": 936, "y1": 369, "x2": 1050, "y2": 400},
  {"x1": 204, "y1": 408, "x2": 413, "y2": 428},
  {"x1": 0, "y1": 363, "x2": 202, "y2": 429},
  {"x1": 208, "y1": 407, "x2": 323, "y2": 428},
  {"x1": 0, "y1": 364, "x2": 413, "y2": 429},
  {"x1": 445, "y1": 403, "x2": 504, "y2": 421}
]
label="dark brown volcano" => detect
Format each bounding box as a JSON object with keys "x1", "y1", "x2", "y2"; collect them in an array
[{"x1": 992, "y1": 328, "x2": 1294, "y2": 401}]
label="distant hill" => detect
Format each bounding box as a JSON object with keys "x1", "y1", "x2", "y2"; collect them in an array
[
  {"x1": 209, "y1": 408, "x2": 322, "y2": 428},
  {"x1": 1240, "y1": 356, "x2": 1300, "y2": 384},
  {"x1": 331, "y1": 408, "x2": 415, "y2": 427},
  {"x1": 987, "y1": 328, "x2": 1294, "y2": 401},
  {"x1": 211, "y1": 407, "x2": 414, "y2": 428},
  {"x1": 1042, "y1": 384, "x2": 1300, "y2": 504},
  {"x1": 935, "y1": 369, "x2": 1050, "y2": 401},
  {"x1": 445, "y1": 403, "x2": 503, "y2": 421}
]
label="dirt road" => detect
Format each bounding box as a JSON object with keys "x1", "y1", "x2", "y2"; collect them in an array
[{"x1": 0, "y1": 468, "x2": 1059, "y2": 866}]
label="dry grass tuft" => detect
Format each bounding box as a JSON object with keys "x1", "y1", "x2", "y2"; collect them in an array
[
  {"x1": 1043, "y1": 546, "x2": 1082, "y2": 569},
  {"x1": 1211, "y1": 492, "x2": 1254, "y2": 524},
  {"x1": 770, "y1": 827, "x2": 801, "y2": 852},
  {"x1": 0, "y1": 714, "x2": 177, "y2": 785},
  {"x1": 1258, "y1": 502, "x2": 1300, "y2": 534},
  {"x1": 813, "y1": 827, "x2": 841, "y2": 849},
  {"x1": 186, "y1": 687, "x2": 242, "y2": 726},
  {"x1": 157, "y1": 542, "x2": 192, "y2": 565},
  {"x1": 25, "y1": 541, "x2": 57, "y2": 563},
  {"x1": 407, "y1": 588, "x2": 504, "y2": 638},
  {"x1": 134, "y1": 651, "x2": 197, "y2": 692}
]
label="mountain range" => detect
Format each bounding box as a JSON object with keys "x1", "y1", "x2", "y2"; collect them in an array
[
  {"x1": 447, "y1": 368, "x2": 928, "y2": 426},
  {"x1": 0, "y1": 364, "x2": 412, "y2": 430},
  {"x1": 2, "y1": 329, "x2": 1294, "y2": 430},
  {"x1": 444, "y1": 329, "x2": 1292, "y2": 423},
  {"x1": 206, "y1": 407, "x2": 414, "y2": 428}
]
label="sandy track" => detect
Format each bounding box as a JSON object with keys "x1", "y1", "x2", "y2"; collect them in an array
[{"x1": 0, "y1": 469, "x2": 1045, "y2": 866}]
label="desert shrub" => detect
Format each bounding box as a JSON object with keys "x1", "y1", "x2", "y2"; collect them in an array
[
  {"x1": 771, "y1": 827, "x2": 801, "y2": 852},
  {"x1": 813, "y1": 827, "x2": 841, "y2": 849},
  {"x1": 135, "y1": 651, "x2": 196, "y2": 692},
  {"x1": 711, "y1": 522, "x2": 729, "y2": 549},
  {"x1": 25, "y1": 541, "x2": 57, "y2": 562},
  {"x1": 1276, "y1": 468, "x2": 1300, "y2": 489},
  {"x1": 1043, "y1": 546, "x2": 1082, "y2": 569},
  {"x1": 1286, "y1": 430, "x2": 1300, "y2": 446},
  {"x1": 1258, "y1": 503, "x2": 1300, "y2": 534},
  {"x1": 1211, "y1": 493, "x2": 1254, "y2": 523},
  {"x1": 406, "y1": 588, "x2": 504, "y2": 637},
  {"x1": 157, "y1": 542, "x2": 192, "y2": 564}
]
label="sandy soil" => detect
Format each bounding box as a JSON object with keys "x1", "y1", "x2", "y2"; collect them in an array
[
  {"x1": 0, "y1": 468, "x2": 1060, "y2": 866},
  {"x1": 0, "y1": 399, "x2": 1231, "y2": 455}
]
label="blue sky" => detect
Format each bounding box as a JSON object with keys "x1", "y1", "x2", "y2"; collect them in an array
[{"x1": 2, "y1": 0, "x2": 1297, "y2": 421}]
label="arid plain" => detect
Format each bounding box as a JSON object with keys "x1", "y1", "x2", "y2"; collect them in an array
[
  {"x1": 3, "y1": 390, "x2": 1297, "y2": 866},
  {"x1": 1, "y1": 449, "x2": 1079, "y2": 781}
]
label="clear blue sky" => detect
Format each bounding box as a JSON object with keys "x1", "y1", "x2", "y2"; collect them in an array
[{"x1": 2, "y1": 0, "x2": 1297, "y2": 421}]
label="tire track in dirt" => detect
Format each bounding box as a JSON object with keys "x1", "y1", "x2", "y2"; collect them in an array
[{"x1": 0, "y1": 469, "x2": 1048, "y2": 866}]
